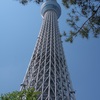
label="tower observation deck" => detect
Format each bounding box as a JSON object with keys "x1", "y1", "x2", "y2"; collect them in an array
[{"x1": 21, "y1": 0, "x2": 76, "y2": 100}]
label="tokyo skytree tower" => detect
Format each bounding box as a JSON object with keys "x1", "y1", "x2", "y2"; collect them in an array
[{"x1": 21, "y1": 0, "x2": 76, "y2": 100}]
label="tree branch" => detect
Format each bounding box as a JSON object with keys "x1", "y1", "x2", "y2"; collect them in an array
[{"x1": 75, "y1": 5, "x2": 100, "y2": 35}]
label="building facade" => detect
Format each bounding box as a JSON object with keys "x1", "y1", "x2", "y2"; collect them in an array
[{"x1": 21, "y1": 0, "x2": 76, "y2": 100}]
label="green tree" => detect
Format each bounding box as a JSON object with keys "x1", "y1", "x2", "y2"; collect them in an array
[
  {"x1": 17, "y1": 0, "x2": 100, "y2": 42},
  {"x1": 0, "y1": 88, "x2": 41, "y2": 100},
  {"x1": 62, "y1": 0, "x2": 100, "y2": 42}
]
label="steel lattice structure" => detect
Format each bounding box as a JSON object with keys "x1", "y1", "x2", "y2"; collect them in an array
[{"x1": 21, "y1": 0, "x2": 76, "y2": 100}]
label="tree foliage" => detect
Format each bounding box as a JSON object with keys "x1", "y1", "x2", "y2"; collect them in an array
[
  {"x1": 17, "y1": 0, "x2": 43, "y2": 5},
  {"x1": 62, "y1": 0, "x2": 100, "y2": 42},
  {"x1": 17, "y1": 0, "x2": 100, "y2": 43},
  {"x1": 0, "y1": 87, "x2": 41, "y2": 100}
]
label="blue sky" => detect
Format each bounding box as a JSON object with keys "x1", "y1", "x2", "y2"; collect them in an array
[{"x1": 0, "y1": 0, "x2": 100, "y2": 100}]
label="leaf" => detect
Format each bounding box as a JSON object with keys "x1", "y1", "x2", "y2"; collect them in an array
[
  {"x1": 70, "y1": 0, "x2": 76, "y2": 4},
  {"x1": 59, "y1": 34, "x2": 62, "y2": 37},
  {"x1": 70, "y1": 31, "x2": 76, "y2": 36},
  {"x1": 20, "y1": 0, "x2": 28, "y2": 5},
  {"x1": 65, "y1": 35, "x2": 73, "y2": 43},
  {"x1": 0, "y1": 87, "x2": 40, "y2": 100},
  {"x1": 63, "y1": 31, "x2": 67, "y2": 36},
  {"x1": 80, "y1": 29, "x2": 89, "y2": 39},
  {"x1": 66, "y1": 19, "x2": 72, "y2": 22},
  {"x1": 72, "y1": 9, "x2": 75, "y2": 13},
  {"x1": 75, "y1": 16, "x2": 79, "y2": 21}
]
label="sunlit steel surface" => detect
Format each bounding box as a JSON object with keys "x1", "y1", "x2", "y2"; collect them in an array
[{"x1": 21, "y1": 0, "x2": 76, "y2": 100}]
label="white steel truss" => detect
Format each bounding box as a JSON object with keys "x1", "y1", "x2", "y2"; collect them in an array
[{"x1": 21, "y1": 0, "x2": 76, "y2": 100}]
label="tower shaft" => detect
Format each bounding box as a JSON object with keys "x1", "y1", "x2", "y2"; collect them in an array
[{"x1": 21, "y1": 0, "x2": 76, "y2": 100}]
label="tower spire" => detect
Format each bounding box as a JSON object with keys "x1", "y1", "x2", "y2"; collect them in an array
[{"x1": 21, "y1": 0, "x2": 76, "y2": 100}]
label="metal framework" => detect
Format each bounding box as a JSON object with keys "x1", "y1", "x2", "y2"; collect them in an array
[{"x1": 21, "y1": 0, "x2": 76, "y2": 100}]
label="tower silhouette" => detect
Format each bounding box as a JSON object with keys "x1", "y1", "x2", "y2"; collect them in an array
[{"x1": 21, "y1": 0, "x2": 76, "y2": 100}]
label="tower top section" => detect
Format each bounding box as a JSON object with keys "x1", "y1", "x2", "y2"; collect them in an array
[{"x1": 41, "y1": 0, "x2": 61, "y2": 19}]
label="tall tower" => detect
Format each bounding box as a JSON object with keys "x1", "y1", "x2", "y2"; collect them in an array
[{"x1": 21, "y1": 0, "x2": 76, "y2": 100}]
